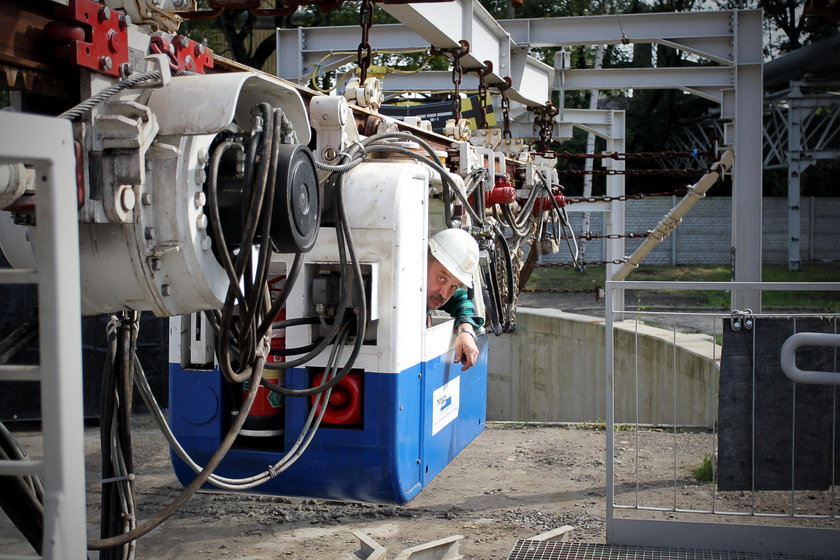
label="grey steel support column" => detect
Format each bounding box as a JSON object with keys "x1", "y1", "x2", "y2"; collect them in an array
[
  {"x1": 788, "y1": 84, "x2": 803, "y2": 271},
  {"x1": 730, "y1": 10, "x2": 764, "y2": 311},
  {"x1": 605, "y1": 111, "x2": 626, "y2": 316}
]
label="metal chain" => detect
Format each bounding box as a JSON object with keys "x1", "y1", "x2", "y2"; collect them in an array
[
  {"x1": 494, "y1": 77, "x2": 513, "y2": 138},
  {"x1": 532, "y1": 103, "x2": 558, "y2": 152},
  {"x1": 537, "y1": 259, "x2": 625, "y2": 268},
  {"x1": 430, "y1": 41, "x2": 471, "y2": 121},
  {"x1": 557, "y1": 150, "x2": 714, "y2": 161},
  {"x1": 565, "y1": 188, "x2": 689, "y2": 205},
  {"x1": 357, "y1": 0, "x2": 373, "y2": 83},
  {"x1": 472, "y1": 61, "x2": 492, "y2": 129},
  {"x1": 495, "y1": 235, "x2": 509, "y2": 323},
  {"x1": 560, "y1": 168, "x2": 706, "y2": 176},
  {"x1": 451, "y1": 41, "x2": 469, "y2": 121},
  {"x1": 508, "y1": 223, "x2": 534, "y2": 327},
  {"x1": 559, "y1": 231, "x2": 650, "y2": 240}
]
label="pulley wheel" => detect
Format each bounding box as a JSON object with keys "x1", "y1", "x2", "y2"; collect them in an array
[{"x1": 272, "y1": 144, "x2": 320, "y2": 253}]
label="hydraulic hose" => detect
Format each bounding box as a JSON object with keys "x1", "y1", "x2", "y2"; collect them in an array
[
  {"x1": 260, "y1": 170, "x2": 367, "y2": 397},
  {"x1": 87, "y1": 353, "x2": 265, "y2": 550}
]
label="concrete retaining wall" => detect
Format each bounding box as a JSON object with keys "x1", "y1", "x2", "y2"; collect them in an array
[{"x1": 487, "y1": 308, "x2": 720, "y2": 427}]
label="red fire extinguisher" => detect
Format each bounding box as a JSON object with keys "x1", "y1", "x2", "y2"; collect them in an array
[{"x1": 239, "y1": 274, "x2": 286, "y2": 438}]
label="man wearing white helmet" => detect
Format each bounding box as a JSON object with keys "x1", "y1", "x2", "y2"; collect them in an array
[{"x1": 427, "y1": 228, "x2": 483, "y2": 371}]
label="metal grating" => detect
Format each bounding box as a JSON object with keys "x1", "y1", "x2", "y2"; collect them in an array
[{"x1": 506, "y1": 542, "x2": 839, "y2": 560}]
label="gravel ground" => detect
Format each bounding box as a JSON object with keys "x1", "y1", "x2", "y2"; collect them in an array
[
  {"x1": 1, "y1": 294, "x2": 837, "y2": 559},
  {"x1": 2, "y1": 417, "x2": 836, "y2": 559}
]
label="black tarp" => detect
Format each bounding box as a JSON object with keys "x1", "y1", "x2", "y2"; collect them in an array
[{"x1": 718, "y1": 316, "x2": 840, "y2": 491}]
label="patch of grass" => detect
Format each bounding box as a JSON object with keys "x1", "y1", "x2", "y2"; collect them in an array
[
  {"x1": 691, "y1": 453, "x2": 715, "y2": 483},
  {"x1": 576, "y1": 421, "x2": 635, "y2": 432},
  {"x1": 529, "y1": 263, "x2": 840, "y2": 310}
]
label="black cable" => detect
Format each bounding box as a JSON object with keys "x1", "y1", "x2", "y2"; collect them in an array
[
  {"x1": 99, "y1": 319, "x2": 119, "y2": 559},
  {"x1": 540, "y1": 180, "x2": 580, "y2": 268},
  {"x1": 256, "y1": 252, "x2": 303, "y2": 340},
  {"x1": 501, "y1": 204, "x2": 531, "y2": 238},
  {"x1": 0, "y1": 317, "x2": 38, "y2": 364},
  {"x1": 0, "y1": 423, "x2": 44, "y2": 554},
  {"x1": 352, "y1": 131, "x2": 482, "y2": 225},
  {"x1": 88, "y1": 354, "x2": 265, "y2": 550},
  {"x1": 260, "y1": 169, "x2": 367, "y2": 396},
  {"x1": 206, "y1": 140, "x2": 247, "y2": 301}
]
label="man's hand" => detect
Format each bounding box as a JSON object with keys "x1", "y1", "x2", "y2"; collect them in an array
[{"x1": 454, "y1": 327, "x2": 479, "y2": 371}]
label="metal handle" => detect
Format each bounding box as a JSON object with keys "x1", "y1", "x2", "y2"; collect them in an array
[{"x1": 780, "y1": 332, "x2": 840, "y2": 386}]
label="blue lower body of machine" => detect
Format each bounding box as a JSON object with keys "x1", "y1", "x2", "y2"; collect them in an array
[{"x1": 168, "y1": 338, "x2": 488, "y2": 504}]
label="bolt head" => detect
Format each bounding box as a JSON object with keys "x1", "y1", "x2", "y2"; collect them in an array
[
  {"x1": 100, "y1": 56, "x2": 113, "y2": 71},
  {"x1": 98, "y1": 5, "x2": 111, "y2": 22},
  {"x1": 107, "y1": 29, "x2": 121, "y2": 53},
  {"x1": 178, "y1": 35, "x2": 190, "y2": 48},
  {"x1": 194, "y1": 43, "x2": 205, "y2": 57},
  {"x1": 201, "y1": 236, "x2": 212, "y2": 251},
  {"x1": 144, "y1": 227, "x2": 155, "y2": 240},
  {"x1": 161, "y1": 284, "x2": 170, "y2": 297},
  {"x1": 120, "y1": 187, "x2": 136, "y2": 211},
  {"x1": 141, "y1": 192, "x2": 152, "y2": 206},
  {"x1": 193, "y1": 191, "x2": 206, "y2": 208},
  {"x1": 195, "y1": 214, "x2": 208, "y2": 230}
]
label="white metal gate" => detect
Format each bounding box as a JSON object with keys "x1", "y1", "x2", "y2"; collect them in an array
[{"x1": 604, "y1": 280, "x2": 840, "y2": 557}]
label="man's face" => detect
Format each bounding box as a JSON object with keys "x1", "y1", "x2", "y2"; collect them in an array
[{"x1": 427, "y1": 257, "x2": 465, "y2": 310}]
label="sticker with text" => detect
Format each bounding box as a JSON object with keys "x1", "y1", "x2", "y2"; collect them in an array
[{"x1": 432, "y1": 376, "x2": 460, "y2": 436}]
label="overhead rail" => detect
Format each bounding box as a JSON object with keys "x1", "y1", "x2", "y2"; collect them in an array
[
  {"x1": 280, "y1": 9, "x2": 756, "y2": 104},
  {"x1": 279, "y1": 0, "x2": 556, "y2": 106}
]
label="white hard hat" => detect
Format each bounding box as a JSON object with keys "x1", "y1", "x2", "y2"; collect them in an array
[{"x1": 428, "y1": 228, "x2": 479, "y2": 287}]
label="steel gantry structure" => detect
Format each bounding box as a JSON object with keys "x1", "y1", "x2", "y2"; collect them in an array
[{"x1": 278, "y1": 5, "x2": 765, "y2": 312}]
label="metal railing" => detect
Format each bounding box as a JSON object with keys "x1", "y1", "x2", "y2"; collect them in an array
[
  {"x1": 0, "y1": 112, "x2": 87, "y2": 560},
  {"x1": 604, "y1": 280, "x2": 840, "y2": 556}
]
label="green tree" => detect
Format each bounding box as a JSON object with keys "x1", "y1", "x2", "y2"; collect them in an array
[
  {"x1": 717, "y1": 0, "x2": 838, "y2": 56},
  {"x1": 180, "y1": 1, "x2": 398, "y2": 69}
]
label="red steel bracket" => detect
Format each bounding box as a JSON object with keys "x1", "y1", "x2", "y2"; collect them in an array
[
  {"x1": 56, "y1": 0, "x2": 129, "y2": 78},
  {"x1": 173, "y1": 35, "x2": 214, "y2": 74}
]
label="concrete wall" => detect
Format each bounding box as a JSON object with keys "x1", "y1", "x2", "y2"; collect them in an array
[
  {"x1": 540, "y1": 197, "x2": 840, "y2": 266},
  {"x1": 487, "y1": 308, "x2": 720, "y2": 427}
]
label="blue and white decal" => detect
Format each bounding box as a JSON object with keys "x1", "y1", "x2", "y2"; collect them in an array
[{"x1": 432, "y1": 376, "x2": 460, "y2": 435}]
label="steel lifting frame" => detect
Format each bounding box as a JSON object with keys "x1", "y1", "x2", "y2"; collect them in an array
[
  {"x1": 503, "y1": 10, "x2": 763, "y2": 311},
  {"x1": 764, "y1": 82, "x2": 840, "y2": 271},
  {"x1": 277, "y1": 0, "x2": 555, "y2": 106},
  {"x1": 0, "y1": 113, "x2": 87, "y2": 559},
  {"x1": 278, "y1": 7, "x2": 764, "y2": 311}
]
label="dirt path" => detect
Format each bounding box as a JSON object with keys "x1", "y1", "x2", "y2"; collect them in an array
[
  {"x1": 3, "y1": 418, "x2": 837, "y2": 558},
  {"x1": 1, "y1": 420, "x2": 607, "y2": 559},
  {"x1": 2, "y1": 297, "x2": 837, "y2": 558}
]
